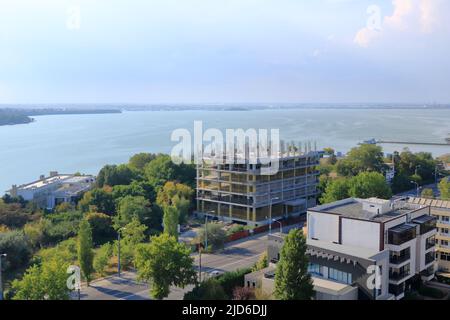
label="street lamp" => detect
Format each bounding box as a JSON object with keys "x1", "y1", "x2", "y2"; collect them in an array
[
  {"x1": 415, "y1": 165, "x2": 421, "y2": 176},
  {"x1": 117, "y1": 227, "x2": 126, "y2": 278},
  {"x1": 269, "y1": 197, "x2": 280, "y2": 234},
  {"x1": 273, "y1": 219, "x2": 283, "y2": 234},
  {"x1": 410, "y1": 181, "x2": 419, "y2": 197},
  {"x1": 0, "y1": 253, "x2": 6, "y2": 301}
]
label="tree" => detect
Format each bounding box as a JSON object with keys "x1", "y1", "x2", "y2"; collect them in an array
[
  {"x1": 114, "y1": 196, "x2": 153, "y2": 230},
  {"x1": 439, "y1": 178, "x2": 450, "y2": 200},
  {"x1": 157, "y1": 181, "x2": 193, "y2": 223},
  {"x1": 252, "y1": 251, "x2": 268, "y2": 272},
  {"x1": 348, "y1": 172, "x2": 392, "y2": 199},
  {"x1": 94, "y1": 243, "x2": 113, "y2": 276},
  {"x1": 183, "y1": 278, "x2": 228, "y2": 300},
  {"x1": 320, "y1": 178, "x2": 351, "y2": 204},
  {"x1": 144, "y1": 155, "x2": 178, "y2": 188},
  {"x1": 78, "y1": 188, "x2": 115, "y2": 215},
  {"x1": 129, "y1": 153, "x2": 158, "y2": 171},
  {"x1": 274, "y1": 229, "x2": 313, "y2": 300},
  {"x1": 12, "y1": 257, "x2": 71, "y2": 300},
  {"x1": 77, "y1": 220, "x2": 94, "y2": 285},
  {"x1": 197, "y1": 223, "x2": 227, "y2": 251},
  {"x1": 96, "y1": 164, "x2": 137, "y2": 188},
  {"x1": 163, "y1": 205, "x2": 179, "y2": 240},
  {"x1": 336, "y1": 144, "x2": 387, "y2": 176},
  {"x1": 122, "y1": 218, "x2": 148, "y2": 245},
  {"x1": 85, "y1": 212, "x2": 115, "y2": 245},
  {"x1": 421, "y1": 188, "x2": 434, "y2": 198},
  {"x1": 135, "y1": 233, "x2": 196, "y2": 299},
  {"x1": 0, "y1": 230, "x2": 32, "y2": 274}
]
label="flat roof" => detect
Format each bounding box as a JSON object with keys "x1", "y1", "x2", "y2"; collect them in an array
[
  {"x1": 312, "y1": 276, "x2": 356, "y2": 295},
  {"x1": 19, "y1": 175, "x2": 72, "y2": 190},
  {"x1": 311, "y1": 198, "x2": 423, "y2": 222}
]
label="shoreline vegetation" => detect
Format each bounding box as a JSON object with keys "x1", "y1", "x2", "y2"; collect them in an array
[{"x1": 0, "y1": 108, "x2": 122, "y2": 126}]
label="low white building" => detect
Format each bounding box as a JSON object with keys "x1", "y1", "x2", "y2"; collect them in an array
[{"x1": 8, "y1": 171, "x2": 95, "y2": 210}]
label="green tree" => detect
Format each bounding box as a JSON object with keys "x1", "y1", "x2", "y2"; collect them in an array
[
  {"x1": 78, "y1": 188, "x2": 115, "y2": 215},
  {"x1": 135, "y1": 233, "x2": 196, "y2": 299},
  {"x1": 85, "y1": 212, "x2": 115, "y2": 245},
  {"x1": 421, "y1": 188, "x2": 434, "y2": 198},
  {"x1": 129, "y1": 153, "x2": 158, "y2": 171},
  {"x1": 163, "y1": 205, "x2": 179, "y2": 240},
  {"x1": 96, "y1": 164, "x2": 137, "y2": 188},
  {"x1": 183, "y1": 278, "x2": 228, "y2": 300},
  {"x1": 197, "y1": 223, "x2": 227, "y2": 251},
  {"x1": 0, "y1": 230, "x2": 32, "y2": 274},
  {"x1": 336, "y1": 144, "x2": 387, "y2": 176},
  {"x1": 122, "y1": 218, "x2": 148, "y2": 245},
  {"x1": 77, "y1": 220, "x2": 94, "y2": 285},
  {"x1": 439, "y1": 178, "x2": 450, "y2": 200},
  {"x1": 157, "y1": 181, "x2": 193, "y2": 223},
  {"x1": 320, "y1": 178, "x2": 351, "y2": 204},
  {"x1": 114, "y1": 195, "x2": 152, "y2": 230},
  {"x1": 12, "y1": 257, "x2": 71, "y2": 300},
  {"x1": 348, "y1": 172, "x2": 392, "y2": 199},
  {"x1": 252, "y1": 251, "x2": 268, "y2": 272},
  {"x1": 94, "y1": 242, "x2": 113, "y2": 276},
  {"x1": 274, "y1": 229, "x2": 313, "y2": 300}
]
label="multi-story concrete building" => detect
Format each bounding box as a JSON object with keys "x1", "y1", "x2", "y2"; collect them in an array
[
  {"x1": 196, "y1": 151, "x2": 319, "y2": 226},
  {"x1": 408, "y1": 197, "x2": 450, "y2": 272},
  {"x1": 245, "y1": 197, "x2": 437, "y2": 300},
  {"x1": 8, "y1": 171, "x2": 95, "y2": 210}
]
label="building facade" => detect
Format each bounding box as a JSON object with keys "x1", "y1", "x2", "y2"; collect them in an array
[
  {"x1": 8, "y1": 171, "x2": 95, "y2": 210},
  {"x1": 196, "y1": 151, "x2": 319, "y2": 226},
  {"x1": 408, "y1": 197, "x2": 450, "y2": 272}
]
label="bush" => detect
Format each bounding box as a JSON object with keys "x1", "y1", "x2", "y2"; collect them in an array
[
  {"x1": 217, "y1": 268, "x2": 252, "y2": 298},
  {"x1": 94, "y1": 243, "x2": 113, "y2": 276},
  {"x1": 227, "y1": 224, "x2": 245, "y2": 236},
  {"x1": 418, "y1": 285, "x2": 445, "y2": 299},
  {"x1": 0, "y1": 230, "x2": 32, "y2": 273},
  {"x1": 184, "y1": 278, "x2": 228, "y2": 300},
  {"x1": 85, "y1": 212, "x2": 116, "y2": 245}
]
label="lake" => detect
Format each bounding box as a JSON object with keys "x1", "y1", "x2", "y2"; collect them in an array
[{"x1": 0, "y1": 108, "x2": 449, "y2": 193}]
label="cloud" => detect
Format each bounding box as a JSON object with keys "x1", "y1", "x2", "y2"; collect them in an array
[{"x1": 353, "y1": 0, "x2": 446, "y2": 47}]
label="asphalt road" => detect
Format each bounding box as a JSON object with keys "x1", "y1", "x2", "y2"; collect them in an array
[{"x1": 79, "y1": 222, "x2": 303, "y2": 300}]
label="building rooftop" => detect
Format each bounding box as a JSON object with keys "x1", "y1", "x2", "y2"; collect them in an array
[
  {"x1": 408, "y1": 197, "x2": 450, "y2": 209},
  {"x1": 18, "y1": 175, "x2": 72, "y2": 190},
  {"x1": 310, "y1": 198, "x2": 425, "y2": 222},
  {"x1": 307, "y1": 238, "x2": 380, "y2": 260}
]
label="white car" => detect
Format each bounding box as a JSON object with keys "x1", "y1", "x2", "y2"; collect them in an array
[{"x1": 209, "y1": 270, "x2": 223, "y2": 277}]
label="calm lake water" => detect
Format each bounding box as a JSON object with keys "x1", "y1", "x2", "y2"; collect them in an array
[{"x1": 1, "y1": 108, "x2": 449, "y2": 193}]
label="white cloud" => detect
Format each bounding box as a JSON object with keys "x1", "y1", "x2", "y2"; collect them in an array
[{"x1": 354, "y1": 0, "x2": 447, "y2": 48}]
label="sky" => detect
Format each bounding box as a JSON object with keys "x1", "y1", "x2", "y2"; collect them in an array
[{"x1": 0, "y1": 0, "x2": 449, "y2": 104}]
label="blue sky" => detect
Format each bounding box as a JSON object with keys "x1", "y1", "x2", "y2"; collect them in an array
[{"x1": 0, "y1": 0, "x2": 449, "y2": 104}]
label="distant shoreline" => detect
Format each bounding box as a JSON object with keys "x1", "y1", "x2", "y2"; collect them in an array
[
  {"x1": 0, "y1": 108, "x2": 122, "y2": 126},
  {"x1": 1, "y1": 104, "x2": 449, "y2": 126}
]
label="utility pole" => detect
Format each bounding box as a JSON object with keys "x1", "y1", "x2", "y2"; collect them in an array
[
  {"x1": 0, "y1": 253, "x2": 6, "y2": 301},
  {"x1": 117, "y1": 231, "x2": 121, "y2": 278}
]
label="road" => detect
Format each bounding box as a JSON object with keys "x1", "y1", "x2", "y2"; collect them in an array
[
  {"x1": 79, "y1": 222, "x2": 303, "y2": 300},
  {"x1": 395, "y1": 182, "x2": 441, "y2": 197}
]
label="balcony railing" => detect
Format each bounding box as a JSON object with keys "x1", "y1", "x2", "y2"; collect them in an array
[
  {"x1": 389, "y1": 270, "x2": 410, "y2": 281},
  {"x1": 389, "y1": 252, "x2": 411, "y2": 265},
  {"x1": 425, "y1": 253, "x2": 435, "y2": 265},
  {"x1": 425, "y1": 240, "x2": 435, "y2": 250}
]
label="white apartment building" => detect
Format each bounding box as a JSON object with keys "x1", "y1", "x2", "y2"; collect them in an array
[
  {"x1": 408, "y1": 197, "x2": 450, "y2": 272},
  {"x1": 8, "y1": 171, "x2": 95, "y2": 210},
  {"x1": 246, "y1": 197, "x2": 437, "y2": 300}
]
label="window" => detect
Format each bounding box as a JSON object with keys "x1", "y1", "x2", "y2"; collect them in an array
[
  {"x1": 442, "y1": 216, "x2": 450, "y2": 222},
  {"x1": 441, "y1": 240, "x2": 449, "y2": 246},
  {"x1": 328, "y1": 268, "x2": 352, "y2": 285},
  {"x1": 308, "y1": 263, "x2": 322, "y2": 276},
  {"x1": 442, "y1": 228, "x2": 449, "y2": 234}
]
